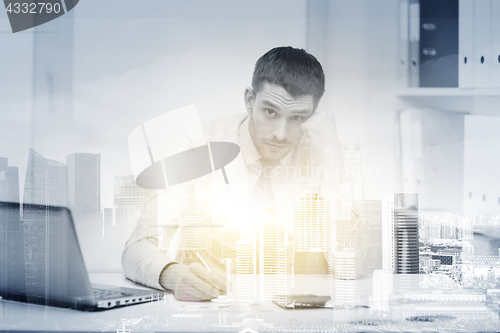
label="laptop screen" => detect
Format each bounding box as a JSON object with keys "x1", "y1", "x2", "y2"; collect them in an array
[{"x1": 0, "y1": 202, "x2": 95, "y2": 309}]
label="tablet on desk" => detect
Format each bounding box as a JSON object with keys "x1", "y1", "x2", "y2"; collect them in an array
[{"x1": 272, "y1": 294, "x2": 331, "y2": 309}]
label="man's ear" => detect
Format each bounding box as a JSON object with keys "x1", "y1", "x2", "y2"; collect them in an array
[
  {"x1": 244, "y1": 87, "x2": 254, "y2": 114},
  {"x1": 312, "y1": 102, "x2": 319, "y2": 114}
]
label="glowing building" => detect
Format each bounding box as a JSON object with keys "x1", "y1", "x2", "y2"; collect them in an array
[
  {"x1": 236, "y1": 236, "x2": 257, "y2": 305},
  {"x1": 299, "y1": 141, "x2": 316, "y2": 178},
  {"x1": 334, "y1": 248, "x2": 361, "y2": 306},
  {"x1": 293, "y1": 191, "x2": 331, "y2": 252},
  {"x1": 294, "y1": 138, "x2": 334, "y2": 275},
  {"x1": 259, "y1": 209, "x2": 293, "y2": 305}
]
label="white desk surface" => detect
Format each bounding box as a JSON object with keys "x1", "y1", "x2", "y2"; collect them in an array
[
  {"x1": 0, "y1": 274, "x2": 497, "y2": 332},
  {"x1": 0, "y1": 273, "x2": 378, "y2": 332}
]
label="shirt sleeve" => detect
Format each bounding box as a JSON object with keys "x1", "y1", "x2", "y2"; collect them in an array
[{"x1": 121, "y1": 191, "x2": 178, "y2": 290}]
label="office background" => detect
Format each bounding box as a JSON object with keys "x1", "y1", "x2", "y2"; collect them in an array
[{"x1": 0, "y1": 0, "x2": 498, "y2": 273}]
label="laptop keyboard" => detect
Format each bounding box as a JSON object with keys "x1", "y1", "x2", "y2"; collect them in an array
[{"x1": 93, "y1": 288, "x2": 131, "y2": 300}]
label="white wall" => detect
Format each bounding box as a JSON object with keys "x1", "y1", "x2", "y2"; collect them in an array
[{"x1": 315, "y1": 0, "x2": 401, "y2": 199}]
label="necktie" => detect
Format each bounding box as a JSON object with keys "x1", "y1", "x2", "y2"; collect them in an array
[{"x1": 253, "y1": 158, "x2": 280, "y2": 209}]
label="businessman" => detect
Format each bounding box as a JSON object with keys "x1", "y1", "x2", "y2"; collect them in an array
[{"x1": 122, "y1": 46, "x2": 343, "y2": 301}]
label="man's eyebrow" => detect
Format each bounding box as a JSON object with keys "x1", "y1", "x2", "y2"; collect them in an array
[
  {"x1": 291, "y1": 110, "x2": 313, "y2": 116},
  {"x1": 261, "y1": 100, "x2": 280, "y2": 109},
  {"x1": 261, "y1": 100, "x2": 313, "y2": 116}
]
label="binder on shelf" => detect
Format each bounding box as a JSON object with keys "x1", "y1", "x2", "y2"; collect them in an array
[
  {"x1": 398, "y1": 0, "x2": 410, "y2": 87},
  {"x1": 472, "y1": 0, "x2": 491, "y2": 88},
  {"x1": 490, "y1": 0, "x2": 500, "y2": 88},
  {"x1": 399, "y1": 0, "x2": 500, "y2": 91},
  {"x1": 419, "y1": 0, "x2": 459, "y2": 87},
  {"x1": 409, "y1": 0, "x2": 420, "y2": 87},
  {"x1": 459, "y1": 0, "x2": 474, "y2": 88}
]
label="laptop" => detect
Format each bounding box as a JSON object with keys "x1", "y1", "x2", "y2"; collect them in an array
[{"x1": 0, "y1": 201, "x2": 164, "y2": 310}]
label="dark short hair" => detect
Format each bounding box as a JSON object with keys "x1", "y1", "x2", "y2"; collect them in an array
[{"x1": 252, "y1": 46, "x2": 325, "y2": 104}]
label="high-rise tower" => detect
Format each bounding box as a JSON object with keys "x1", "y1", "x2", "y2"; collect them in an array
[
  {"x1": 23, "y1": 149, "x2": 68, "y2": 305},
  {"x1": 351, "y1": 200, "x2": 382, "y2": 275},
  {"x1": 236, "y1": 236, "x2": 257, "y2": 307},
  {"x1": 66, "y1": 153, "x2": 101, "y2": 232},
  {"x1": 372, "y1": 269, "x2": 393, "y2": 314},
  {"x1": 259, "y1": 209, "x2": 293, "y2": 305},
  {"x1": 0, "y1": 158, "x2": 25, "y2": 301},
  {"x1": 336, "y1": 143, "x2": 364, "y2": 218},
  {"x1": 294, "y1": 139, "x2": 333, "y2": 274},
  {"x1": 66, "y1": 153, "x2": 101, "y2": 271},
  {"x1": 393, "y1": 193, "x2": 419, "y2": 274},
  {"x1": 334, "y1": 248, "x2": 361, "y2": 306},
  {"x1": 294, "y1": 191, "x2": 331, "y2": 252},
  {"x1": 114, "y1": 175, "x2": 157, "y2": 226}
]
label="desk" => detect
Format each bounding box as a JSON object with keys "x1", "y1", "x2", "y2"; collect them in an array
[{"x1": 0, "y1": 274, "x2": 498, "y2": 332}]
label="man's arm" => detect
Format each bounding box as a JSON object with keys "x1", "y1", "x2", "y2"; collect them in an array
[
  {"x1": 121, "y1": 191, "x2": 226, "y2": 300},
  {"x1": 121, "y1": 211, "x2": 176, "y2": 290}
]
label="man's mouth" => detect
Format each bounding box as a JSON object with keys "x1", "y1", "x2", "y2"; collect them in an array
[{"x1": 266, "y1": 142, "x2": 287, "y2": 149}]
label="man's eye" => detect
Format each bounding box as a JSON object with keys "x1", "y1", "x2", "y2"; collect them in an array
[
  {"x1": 265, "y1": 109, "x2": 277, "y2": 117},
  {"x1": 290, "y1": 116, "x2": 303, "y2": 121}
]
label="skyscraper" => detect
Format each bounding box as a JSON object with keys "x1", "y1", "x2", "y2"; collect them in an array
[
  {"x1": 294, "y1": 139, "x2": 333, "y2": 274},
  {"x1": 334, "y1": 248, "x2": 361, "y2": 306},
  {"x1": 393, "y1": 193, "x2": 419, "y2": 274},
  {"x1": 66, "y1": 153, "x2": 101, "y2": 233},
  {"x1": 0, "y1": 158, "x2": 19, "y2": 203},
  {"x1": 351, "y1": 200, "x2": 382, "y2": 275},
  {"x1": 336, "y1": 143, "x2": 364, "y2": 218},
  {"x1": 23, "y1": 149, "x2": 68, "y2": 206},
  {"x1": 23, "y1": 149, "x2": 68, "y2": 305},
  {"x1": 114, "y1": 175, "x2": 157, "y2": 226},
  {"x1": 387, "y1": 193, "x2": 419, "y2": 295},
  {"x1": 66, "y1": 153, "x2": 101, "y2": 271},
  {"x1": 236, "y1": 236, "x2": 257, "y2": 306},
  {"x1": 259, "y1": 209, "x2": 293, "y2": 305},
  {"x1": 456, "y1": 212, "x2": 473, "y2": 240},
  {"x1": 381, "y1": 196, "x2": 395, "y2": 271},
  {"x1": 372, "y1": 269, "x2": 393, "y2": 314},
  {"x1": 174, "y1": 173, "x2": 215, "y2": 286},
  {"x1": 0, "y1": 158, "x2": 25, "y2": 302},
  {"x1": 177, "y1": 174, "x2": 213, "y2": 252},
  {"x1": 293, "y1": 191, "x2": 331, "y2": 252},
  {"x1": 298, "y1": 141, "x2": 316, "y2": 178},
  {"x1": 113, "y1": 175, "x2": 158, "y2": 272}
]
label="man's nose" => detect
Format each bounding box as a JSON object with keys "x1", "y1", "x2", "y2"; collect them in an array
[{"x1": 272, "y1": 119, "x2": 287, "y2": 141}]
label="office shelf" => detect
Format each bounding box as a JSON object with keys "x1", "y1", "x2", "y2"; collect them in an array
[{"x1": 397, "y1": 88, "x2": 500, "y2": 97}]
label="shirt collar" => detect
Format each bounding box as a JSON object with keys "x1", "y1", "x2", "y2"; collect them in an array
[{"x1": 239, "y1": 116, "x2": 295, "y2": 168}]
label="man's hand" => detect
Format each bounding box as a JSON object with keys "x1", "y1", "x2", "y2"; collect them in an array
[
  {"x1": 301, "y1": 111, "x2": 344, "y2": 189},
  {"x1": 159, "y1": 262, "x2": 226, "y2": 301}
]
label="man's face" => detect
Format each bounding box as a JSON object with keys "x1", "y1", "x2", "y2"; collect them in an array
[{"x1": 245, "y1": 82, "x2": 316, "y2": 161}]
